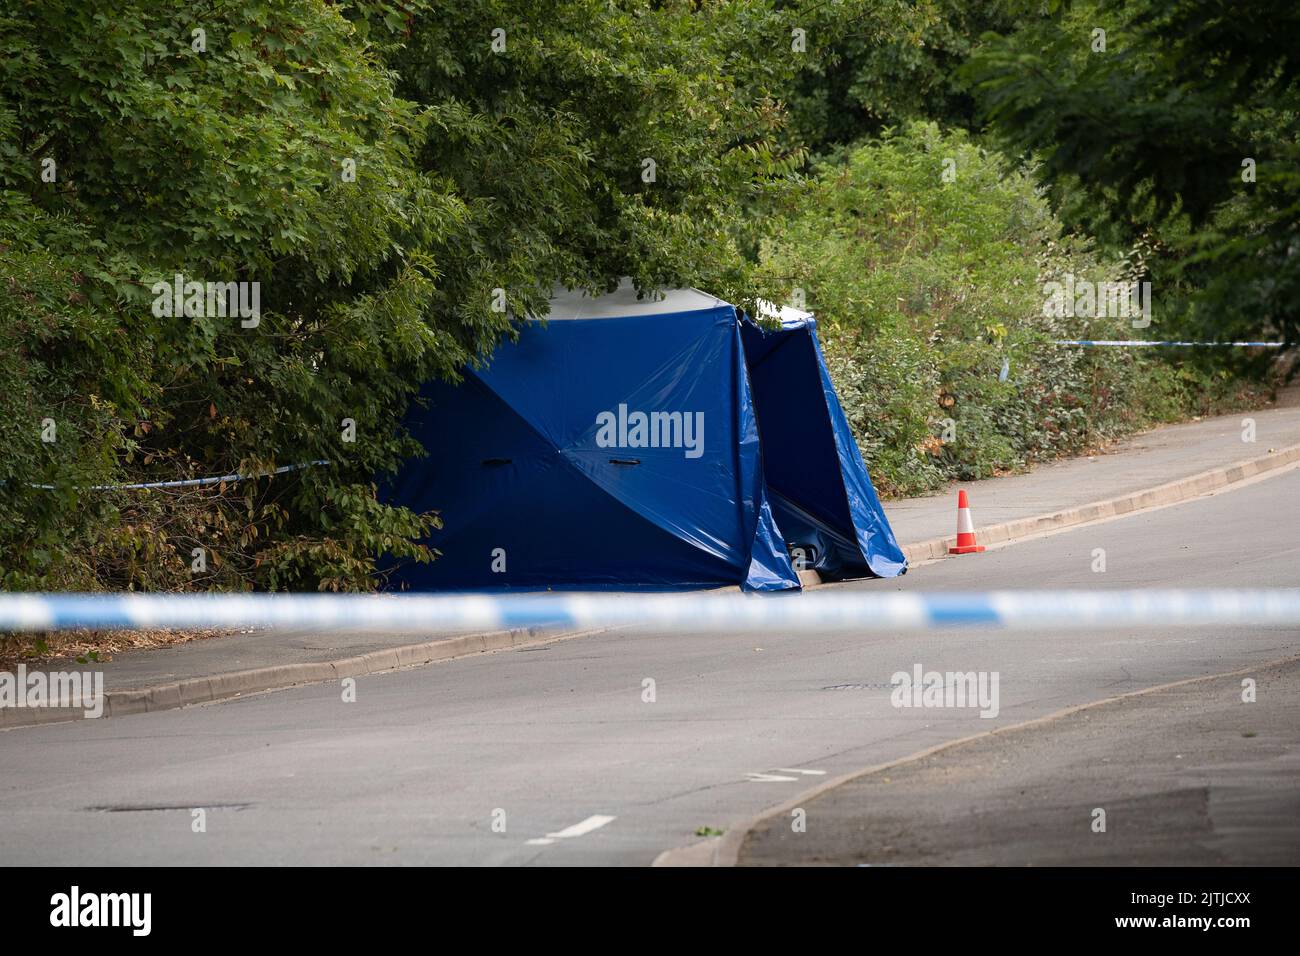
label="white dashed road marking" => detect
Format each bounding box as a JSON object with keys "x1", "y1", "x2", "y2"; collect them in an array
[
  {"x1": 747, "y1": 768, "x2": 827, "y2": 782},
  {"x1": 526, "y1": 814, "x2": 616, "y2": 845}
]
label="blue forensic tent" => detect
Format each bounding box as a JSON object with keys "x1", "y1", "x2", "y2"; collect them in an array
[{"x1": 384, "y1": 282, "x2": 906, "y2": 591}]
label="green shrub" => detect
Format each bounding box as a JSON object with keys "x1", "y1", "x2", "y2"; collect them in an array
[{"x1": 758, "y1": 122, "x2": 1263, "y2": 497}]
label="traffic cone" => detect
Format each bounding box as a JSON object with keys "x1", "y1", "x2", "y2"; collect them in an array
[{"x1": 949, "y1": 489, "x2": 985, "y2": 554}]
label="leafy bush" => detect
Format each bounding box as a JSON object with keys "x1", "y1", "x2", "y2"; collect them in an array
[{"x1": 757, "y1": 123, "x2": 1263, "y2": 497}]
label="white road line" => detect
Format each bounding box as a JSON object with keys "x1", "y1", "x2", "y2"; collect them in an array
[
  {"x1": 525, "y1": 838, "x2": 555, "y2": 846},
  {"x1": 774, "y1": 768, "x2": 827, "y2": 776},
  {"x1": 746, "y1": 772, "x2": 799, "y2": 782},
  {"x1": 545, "y1": 814, "x2": 617, "y2": 839}
]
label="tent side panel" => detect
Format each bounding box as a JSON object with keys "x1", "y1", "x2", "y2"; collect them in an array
[
  {"x1": 383, "y1": 366, "x2": 745, "y2": 590},
  {"x1": 730, "y1": 316, "x2": 801, "y2": 591},
  {"x1": 808, "y1": 322, "x2": 907, "y2": 577},
  {"x1": 556, "y1": 308, "x2": 787, "y2": 585},
  {"x1": 741, "y1": 321, "x2": 906, "y2": 579}
]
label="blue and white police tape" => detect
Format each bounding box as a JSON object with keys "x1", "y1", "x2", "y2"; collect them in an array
[
  {"x1": 2, "y1": 590, "x2": 1299, "y2": 634},
  {"x1": 1053, "y1": 340, "x2": 1285, "y2": 348},
  {"x1": 23, "y1": 460, "x2": 330, "y2": 492}
]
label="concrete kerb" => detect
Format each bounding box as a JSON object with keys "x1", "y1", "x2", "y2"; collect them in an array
[
  {"x1": 899, "y1": 442, "x2": 1300, "y2": 565},
  {"x1": 0, "y1": 624, "x2": 618, "y2": 730}
]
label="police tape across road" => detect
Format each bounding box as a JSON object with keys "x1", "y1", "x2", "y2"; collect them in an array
[{"x1": 1, "y1": 590, "x2": 1299, "y2": 634}]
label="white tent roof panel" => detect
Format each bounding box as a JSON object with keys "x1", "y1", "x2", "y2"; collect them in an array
[{"x1": 540, "y1": 279, "x2": 728, "y2": 320}]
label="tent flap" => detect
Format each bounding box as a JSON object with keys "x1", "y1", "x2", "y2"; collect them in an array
[{"x1": 740, "y1": 316, "x2": 907, "y2": 580}]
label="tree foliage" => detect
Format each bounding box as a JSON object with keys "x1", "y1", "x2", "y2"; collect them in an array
[
  {"x1": 2, "y1": 0, "x2": 460, "y2": 590},
  {"x1": 787, "y1": 0, "x2": 1016, "y2": 152},
  {"x1": 963, "y1": 0, "x2": 1300, "y2": 356}
]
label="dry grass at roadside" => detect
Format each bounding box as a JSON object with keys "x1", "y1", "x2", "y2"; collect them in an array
[{"x1": 0, "y1": 627, "x2": 238, "y2": 669}]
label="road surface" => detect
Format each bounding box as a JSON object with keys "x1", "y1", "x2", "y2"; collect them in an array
[
  {"x1": 740, "y1": 658, "x2": 1300, "y2": 865},
  {"x1": 1, "y1": 468, "x2": 1297, "y2": 865}
]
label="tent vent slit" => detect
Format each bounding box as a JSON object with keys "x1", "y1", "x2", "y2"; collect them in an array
[{"x1": 609, "y1": 458, "x2": 640, "y2": 466}]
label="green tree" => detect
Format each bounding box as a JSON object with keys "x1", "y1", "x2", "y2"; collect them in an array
[
  {"x1": 1, "y1": 0, "x2": 467, "y2": 590},
  {"x1": 369, "y1": 0, "x2": 902, "y2": 315},
  {"x1": 963, "y1": 0, "x2": 1300, "y2": 357},
  {"x1": 787, "y1": 0, "x2": 1017, "y2": 153}
]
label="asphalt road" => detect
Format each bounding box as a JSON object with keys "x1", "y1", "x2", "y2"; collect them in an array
[
  {"x1": 1, "y1": 469, "x2": 1297, "y2": 866},
  {"x1": 740, "y1": 658, "x2": 1300, "y2": 866}
]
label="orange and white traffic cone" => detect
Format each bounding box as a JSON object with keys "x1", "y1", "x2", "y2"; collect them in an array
[{"x1": 949, "y1": 489, "x2": 985, "y2": 554}]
